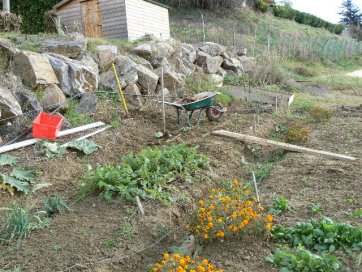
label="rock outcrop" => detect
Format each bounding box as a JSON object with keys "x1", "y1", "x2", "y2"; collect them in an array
[{"x1": 14, "y1": 51, "x2": 59, "y2": 88}]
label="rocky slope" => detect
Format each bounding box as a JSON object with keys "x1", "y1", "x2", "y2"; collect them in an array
[{"x1": 0, "y1": 33, "x2": 255, "y2": 139}]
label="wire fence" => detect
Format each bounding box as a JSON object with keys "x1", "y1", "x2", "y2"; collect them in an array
[{"x1": 171, "y1": 14, "x2": 362, "y2": 61}]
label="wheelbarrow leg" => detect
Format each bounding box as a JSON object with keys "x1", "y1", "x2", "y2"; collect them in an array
[
  {"x1": 176, "y1": 108, "x2": 181, "y2": 125},
  {"x1": 197, "y1": 108, "x2": 204, "y2": 125},
  {"x1": 186, "y1": 110, "x2": 194, "y2": 127}
]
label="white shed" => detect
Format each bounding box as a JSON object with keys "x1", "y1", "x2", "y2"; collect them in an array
[{"x1": 53, "y1": 0, "x2": 171, "y2": 41}]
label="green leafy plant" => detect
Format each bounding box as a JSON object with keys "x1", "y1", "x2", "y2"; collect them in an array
[
  {"x1": 68, "y1": 139, "x2": 100, "y2": 155},
  {"x1": 0, "y1": 203, "x2": 50, "y2": 245},
  {"x1": 0, "y1": 155, "x2": 18, "y2": 167},
  {"x1": 267, "y1": 246, "x2": 342, "y2": 272},
  {"x1": 37, "y1": 141, "x2": 66, "y2": 159},
  {"x1": 348, "y1": 208, "x2": 362, "y2": 219},
  {"x1": 119, "y1": 219, "x2": 134, "y2": 240},
  {"x1": 255, "y1": 0, "x2": 269, "y2": 13},
  {"x1": 42, "y1": 196, "x2": 70, "y2": 216},
  {"x1": 269, "y1": 196, "x2": 290, "y2": 215},
  {"x1": 80, "y1": 145, "x2": 209, "y2": 203},
  {"x1": 309, "y1": 203, "x2": 323, "y2": 214},
  {"x1": 271, "y1": 217, "x2": 362, "y2": 253}
]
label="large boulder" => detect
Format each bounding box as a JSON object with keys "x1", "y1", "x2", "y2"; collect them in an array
[
  {"x1": 41, "y1": 38, "x2": 87, "y2": 59},
  {"x1": 40, "y1": 84, "x2": 68, "y2": 112},
  {"x1": 96, "y1": 45, "x2": 118, "y2": 71},
  {"x1": 125, "y1": 84, "x2": 143, "y2": 109},
  {"x1": 99, "y1": 56, "x2": 139, "y2": 91},
  {"x1": 153, "y1": 42, "x2": 175, "y2": 59},
  {"x1": 222, "y1": 58, "x2": 242, "y2": 74},
  {"x1": 0, "y1": 38, "x2": 17, "y2": 71},
  {"x1": 15, "y1": 89, "x2": 42, "y2": 114},
  {"x1": 176, "y1": 54, "x2": 195, "y2": 76},
  {"x1": 150, "y1": 56, "x2": 169, "y2": 69},
  {"x1": 198, "y1": 42, "x2": 225, "y2": 57},
  {"x1": 155, "y1": 66, "x2": 183, "y2": 92},
  {"x1": 208, "y1": 74, "x2": 224, "y2": 87},
  {"x1": 132, "y1": 44, "x2": 153, "y2": 59},
  {"x1": 76, "y1": 93, "x2": 97, "y2": 114},
  {"x1": 0, "y1": 87, "x2": 22, "y2": 120},
  {"x1": 195, "y1": 51, "x2": 223, "y2": 74},
  {"x1": 135, "y1": 64, "x2": 159, "y2": 93},
  {"x1": 181, "y1": 43, "x2": 197, "y2": 63},
  {"x1": 238, "y1": 56, "x2": 256, "y2": 73},
  {"x1": 47, "y1": 53, "x2": 98, "y2": 95},
  {"x1": 129, "y1": 54, "x2": 153, "y2": 70},
  {"x1": 13, "y1": 51, "x2": 59, "y2": 89},
  {"x1": 79, "y1": 54, "x2": 99, "y2": 75}
]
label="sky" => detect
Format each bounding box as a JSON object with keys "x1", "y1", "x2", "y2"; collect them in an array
[{"x1": 276, "y1": 0, "x2": 362, "y2": 24}]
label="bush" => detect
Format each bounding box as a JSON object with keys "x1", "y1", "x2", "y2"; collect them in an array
[
  {"x1": 255, "y1": 0, "x2": 268, "y2": 13},
  {"x1": 281, "y1": 122, "x2": 311, "y2": 143},
  {"x1": 80, "y1": 145, "x2": 209, "y2": 203},
  {"x1": 152, "y1": 253, "x2": 223, "y2": 272},
  {"x1": 309, "y1": 105, "x2": 332, "y2": 123},
  {"x1": 189, "y1": 180, "x2": 272, "y2": 241}
]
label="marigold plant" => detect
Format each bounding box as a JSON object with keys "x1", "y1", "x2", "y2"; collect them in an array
[
  {"x1": 152, "y1": 253, "x2": 223, "y2": 272},
  {"x1": 282, "y1": 122, "x2": 310, "y2": 143},
  {"x1": 189, "y1": 180, "x2": 273, "y2": 241}
]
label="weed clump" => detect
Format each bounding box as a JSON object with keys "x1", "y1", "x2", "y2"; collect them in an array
[
  {"x1": 0, "y1": 203, "x2": 49, "y2": 245},
  {"x1": 42, "y1": 196, "x2": 70, "y2": 216},
  {"x1": 80, "y1": 145, "x2": 209, "y2": 203},
  {"x1": 309, "y1": 105, "x2": 332, "y2": 123}
]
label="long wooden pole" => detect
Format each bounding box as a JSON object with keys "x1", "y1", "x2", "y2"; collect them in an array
[
  {"x1": 213, "y1": 130, "x2": 357, "y2": 161},
  {"x1": 112, "y1": 63, "x2": 129, "y2": 115},
  {"x1": 161, "y1": 66, "x2": 166, "y2": 133}
]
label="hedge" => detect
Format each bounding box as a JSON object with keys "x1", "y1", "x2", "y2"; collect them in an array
[{"x1": 272, "y1": 5, "x2": 344, "y2": 35}]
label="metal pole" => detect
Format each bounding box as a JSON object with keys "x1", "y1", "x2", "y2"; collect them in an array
[{"x1": 161, "y1": 66, "x2": 166, "y2": 133}]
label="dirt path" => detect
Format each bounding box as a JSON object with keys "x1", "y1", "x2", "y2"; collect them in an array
[{"x1": 346, "y1": 69, "x2": 362, "y2": 77}]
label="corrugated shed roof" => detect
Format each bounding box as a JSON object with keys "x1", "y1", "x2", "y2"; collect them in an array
[{"x1": 53, "y1": 0, "x2": 170, "y2": 10}]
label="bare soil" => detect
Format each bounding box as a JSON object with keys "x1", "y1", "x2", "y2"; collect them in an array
[{"x1": 0, "y1": 96, "x2": 361, "y2": 272}]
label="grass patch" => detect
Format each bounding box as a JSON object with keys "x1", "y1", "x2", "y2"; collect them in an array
[
  {"x1": 80, "y1": 145, "x2": 209, "y2": 204},
  {"x1": 185, "y1": 74, "x2": 221, "y2": 94},
  {"x1": 216, "y1": 92, "x2": 234, "y2": 105},
  {"x1": 248, "y1": 151, "x2": 285, "y2": 183},
  {"x1": 0, "y1": 203, "x2": 49, "y2": 245},
  {"x1": 42, "y1": 196, "x2": 70, "y2": 217},
  {"x1": 64, "y1": 100, "x2": 92, "y2": 127}
]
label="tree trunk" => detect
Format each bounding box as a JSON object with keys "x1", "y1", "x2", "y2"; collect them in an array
[{"x1": 3, "y1": 0, "x2": 10, "y2": 13}]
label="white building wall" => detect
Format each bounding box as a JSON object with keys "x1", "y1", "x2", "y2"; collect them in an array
[{"x1": 125, "y1": 0, "x2": 170, "y2": 41}]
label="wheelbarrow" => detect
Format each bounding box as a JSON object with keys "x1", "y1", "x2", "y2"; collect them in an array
[{"x1": 164, "y1": 92, "x2": 226, "y2": 127}]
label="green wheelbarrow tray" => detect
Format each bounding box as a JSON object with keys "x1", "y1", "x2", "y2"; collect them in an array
[{"x1": 165, "y1": 92, "x2": 227, "y2": 126}]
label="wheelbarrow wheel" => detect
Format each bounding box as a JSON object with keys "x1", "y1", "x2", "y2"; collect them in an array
[{"x1": 206, "y1": 103, "x2": 224, "y2": 122}]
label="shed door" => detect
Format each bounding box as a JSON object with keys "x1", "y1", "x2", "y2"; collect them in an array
[{"x1": 81, "y1": 0, "x2": 103, "y2": 37}]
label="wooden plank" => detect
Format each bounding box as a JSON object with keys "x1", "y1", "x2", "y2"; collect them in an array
[
  {"x1": 0, "y1": 122, "x2": 105, "y2": 154},
  {"x1": 212, "y1": 130, "x2": 357, "y2": 161},
  {"x1": 61, "y1": 125, "x2": 111, "y2": 148}
]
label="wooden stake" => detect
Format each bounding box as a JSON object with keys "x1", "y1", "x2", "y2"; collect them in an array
[
  {"x1": 212, "y1": 130, "x2": 357, "y2": 161},
  {"x1": 161, "y1": 66, "x2": 166, "y2": 133},
  {"x1": 252, "y1": 172, "x2": 260, "y2": 203},
  {"x1": 136, "y1": 196, "x2": 145, "y2": 216},
  {"x1": 201, "y1": 13, "x2": 206, "y2": 42}
]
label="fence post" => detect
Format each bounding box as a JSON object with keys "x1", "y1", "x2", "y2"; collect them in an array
[{"x1": 201, "y1": 13, "x2": 206, "y2": 43}]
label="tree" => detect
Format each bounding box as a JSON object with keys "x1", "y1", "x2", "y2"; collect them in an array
[
  {"x1": 3, "y1": 0, "x2": 10, "y2": 13},
  {"x1": 339, "y1": 0, "x2": 361, "y2": 26}
]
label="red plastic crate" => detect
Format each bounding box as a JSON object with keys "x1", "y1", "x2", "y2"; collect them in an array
[{"x1": 32, "y1": 112, "x2": 64, "y2": 140}]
